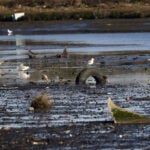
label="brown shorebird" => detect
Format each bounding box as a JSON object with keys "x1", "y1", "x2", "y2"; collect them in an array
[{"x1": 28, "y1": 49, "x2": 36, "y2": 59}]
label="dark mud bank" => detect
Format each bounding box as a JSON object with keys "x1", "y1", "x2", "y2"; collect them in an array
[
  {"x1": 1, "y1": 18, "x2": 150, "y2": 34},
  {"x1": 0, "y1": 122, "x2": 150, "y2": 149},
  {"x1": 0, "y1": 51, "x2": 150, "y2": 149}
]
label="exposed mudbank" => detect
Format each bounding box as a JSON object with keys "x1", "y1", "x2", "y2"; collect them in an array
[
  {"x1": 0, "y1": 19, "x2": 150, "y2": 149},
  {"x1": 0, "y1": 83, "x2": 150, "y2": 149}
]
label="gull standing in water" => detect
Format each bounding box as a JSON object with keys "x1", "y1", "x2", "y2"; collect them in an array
[
  {"x1": 88, "y1": 58, "x2": 95, "y2": 65},
  {"x1": 7, "y1": 29, "x2": 13, "y2": 35}
]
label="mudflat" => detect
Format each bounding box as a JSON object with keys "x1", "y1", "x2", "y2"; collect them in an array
[{"x1": 0, "y1": 19, "x2": 150, "y2": 149}]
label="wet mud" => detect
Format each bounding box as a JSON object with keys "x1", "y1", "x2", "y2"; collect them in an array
[
  {"x1": 0, "y1": 50, "x2": 150, "y2": 149},
  {"x1": 1, "y1": 123, "x2": 150, "y2": 150},
  {"x1": 0, "y1": 18, "x2": 150, "y2": 149}
]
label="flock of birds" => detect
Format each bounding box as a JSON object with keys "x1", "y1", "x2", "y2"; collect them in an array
[
  {"x1": 4, "y1": 28, "x2": 95, "y2": 83},
  {"x1": 2, "y1": 34, "x2": 100, "y2": 111},
  {"x1": 6, "y1": 28, "x2": 95, "y2": 66}
]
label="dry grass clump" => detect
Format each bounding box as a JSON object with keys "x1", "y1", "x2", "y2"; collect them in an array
[{"x1": 31, "y1": 93, "x2": 52, "y2": 110}]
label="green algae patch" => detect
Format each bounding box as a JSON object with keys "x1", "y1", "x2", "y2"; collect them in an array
[{"x1": 107, "y1": 98, "x2": 150, "y2": 124}]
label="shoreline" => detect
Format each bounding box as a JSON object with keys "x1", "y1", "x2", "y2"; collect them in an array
[
  {"x1": 0, "y1": 1, "x2": 150, "y2": 21},
  {"x1": 1, "y1": 18, "x2": 150, "y2": 33}
]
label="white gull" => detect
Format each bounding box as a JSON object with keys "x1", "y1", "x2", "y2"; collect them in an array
[
  {"x1": 88, "y1": 58, "x2": 95, "y2": 65},
  {"x1": 18, "y1": 63, "x2": 30, "y2": 71},
  {"x1": 7, "y1": 29, "x2": 13, "y2": 35}
]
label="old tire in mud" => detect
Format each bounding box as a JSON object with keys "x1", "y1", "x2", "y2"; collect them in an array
[{"x1": 75, "y1": 68, "x2": 107, "y2": 85}]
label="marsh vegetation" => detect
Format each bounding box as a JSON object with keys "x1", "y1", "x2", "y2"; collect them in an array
[{"x1": 0, "y1": 0, "x2": 150, "y2": 21}]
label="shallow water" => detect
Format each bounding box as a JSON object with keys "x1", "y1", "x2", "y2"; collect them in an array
[{"x1": 0, "y1": 32, "x2": 150, "y2": 60}]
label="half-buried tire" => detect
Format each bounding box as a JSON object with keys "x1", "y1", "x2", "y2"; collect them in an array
[{"x1": 75, "y1": 68, "x2": 108, "y2": 85}]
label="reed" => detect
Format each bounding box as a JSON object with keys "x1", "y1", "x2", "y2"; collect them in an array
[{"x1": 0, "y1": 1, "x2": 149, "y2": 21}]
